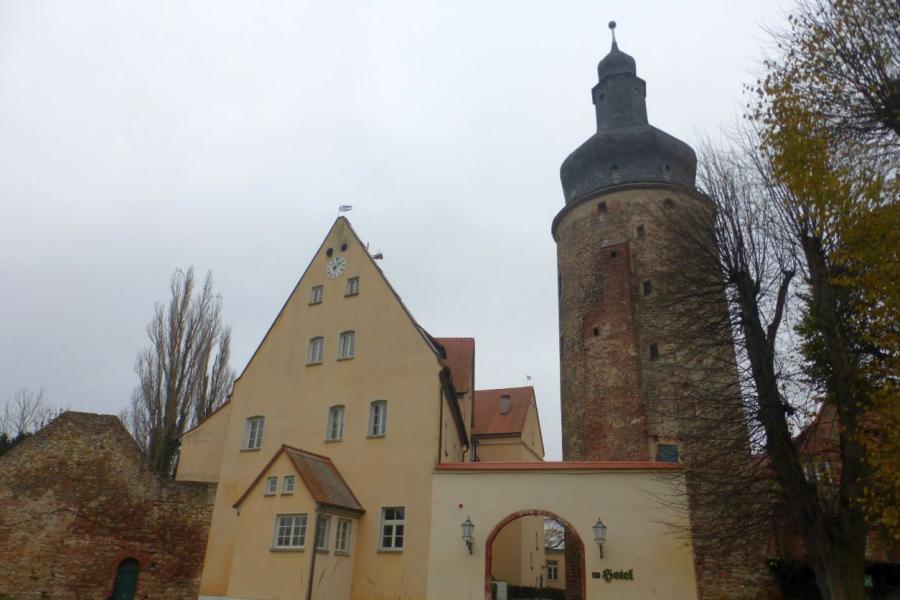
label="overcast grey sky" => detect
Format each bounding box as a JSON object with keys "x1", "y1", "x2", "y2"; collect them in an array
[{"x1": 0, "y1": 0, "x2": 785, "y2": 459}]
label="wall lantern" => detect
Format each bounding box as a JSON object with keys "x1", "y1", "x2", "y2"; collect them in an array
[
  {"x1": 593, "y1": 518, "x2": 607, "y2": 558},
  {"x1": 461, "y1": 516, "x2": 475, "y2": 554}
]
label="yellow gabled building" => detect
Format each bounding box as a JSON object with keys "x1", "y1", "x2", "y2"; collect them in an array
[{"x1": 178, "y1": 217, "x2": 472, "y2": 600}]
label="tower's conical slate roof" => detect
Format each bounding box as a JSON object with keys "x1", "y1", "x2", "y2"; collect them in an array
[{"x1": 560, "y1": 24, "x2": 697, "y2": 205}]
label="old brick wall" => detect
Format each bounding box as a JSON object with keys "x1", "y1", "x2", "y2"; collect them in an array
[{"x1": 0, "y1": 412, "x2": 215, "y2": 600}]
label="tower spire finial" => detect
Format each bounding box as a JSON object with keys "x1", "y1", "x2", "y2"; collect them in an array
[{"x1": 608, "y1": 20, "x2": 617, "y2": 49}]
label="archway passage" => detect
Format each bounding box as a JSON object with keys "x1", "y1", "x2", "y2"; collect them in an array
[
  {"x1": 484, "y1": 509, "x2": 585, "y2": 600},
  {"x1": 111, "y1": 558, "x2": 140, "y2": 600}
]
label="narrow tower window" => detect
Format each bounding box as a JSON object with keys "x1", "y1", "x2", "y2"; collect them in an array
[
  {"x1": 649, "y1": 343, "x2": 659, "y2": 361},
  {"x1": 610, "y1": 250, "x2": 618, "y2": 258},
  {"x1": 636, "y1": 224, "x2": 646, "y2": 239},
  {"x1": 597, "y1": 201, "x2": 607, "y2": 214},
  {"x1": 643, "y1": 280, "x2": 653, "y2": 296}
]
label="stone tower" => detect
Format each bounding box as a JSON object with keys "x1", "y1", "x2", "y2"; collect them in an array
[
  {"x1": 554, "y1": 24, "x2": 697, "y2": 464},
  {"x1": 553, "y1": 24, "x2": 780, "y2": 600}
]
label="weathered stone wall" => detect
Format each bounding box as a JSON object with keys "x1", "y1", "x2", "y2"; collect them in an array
[
  {"x1": 554, "y1": 184, "x2": 781, "y2": 600},
  {"x1": 0, "y1": 411, "x2": 215, "y2": 600}
]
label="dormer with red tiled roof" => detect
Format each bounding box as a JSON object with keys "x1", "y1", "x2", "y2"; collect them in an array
[{"x1": 473, "y1": 386, "x2": 545, "y2": 462}]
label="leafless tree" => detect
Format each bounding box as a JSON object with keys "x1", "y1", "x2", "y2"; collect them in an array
[
  {"x1": 0, "y1": 387, "x2": 63, "y2": 456},
  {"x1": 653, "y1": 126, "x2": 883, "y2": 599},
  {"x1": 121, "y1": 267, "x2": 234, "y2": 478},
  {"x1": 543, "y1": 518, "x2": 565, "y2": 551}
]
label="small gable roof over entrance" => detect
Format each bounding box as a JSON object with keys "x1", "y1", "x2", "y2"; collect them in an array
[{"x1": 233, "y1": 445, "x2": 364, "y2": 514}]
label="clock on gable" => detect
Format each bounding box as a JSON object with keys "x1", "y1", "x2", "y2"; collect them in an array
[{"x1": 326, "y1": 255, "x2": 346, "y2": 279}]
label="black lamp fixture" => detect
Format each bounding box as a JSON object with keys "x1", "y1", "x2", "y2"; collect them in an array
[
  {"x1": 593, "y1": 518, "x2": 608, "y2": 558},
  {"x1": 462, "y1": 516, "x2": 475, "y2": 554}
]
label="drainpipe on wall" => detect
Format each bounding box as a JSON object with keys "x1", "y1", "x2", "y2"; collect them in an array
[{"x1": 306, "y1": 505, "x2": 323, "y2": 600}]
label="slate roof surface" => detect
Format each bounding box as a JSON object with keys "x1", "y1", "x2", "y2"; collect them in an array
[
  {"x1": 473, "y1": 386, "x2": 534, "y2": 436},
  {"x1": 434, "y1": 337, "x2": 475, "y2": 393}
]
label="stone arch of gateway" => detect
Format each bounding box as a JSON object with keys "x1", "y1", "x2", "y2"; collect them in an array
[{"x1": 425, "y1": 462, "x2": 699, "y2": 600}]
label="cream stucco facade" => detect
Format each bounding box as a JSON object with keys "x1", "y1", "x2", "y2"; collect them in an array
[{"x1": 177, "y1": 217, "x2": 699, "y2": 600}]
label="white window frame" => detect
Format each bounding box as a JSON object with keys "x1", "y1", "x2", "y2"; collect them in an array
[
  {"x1": 264, "y1": 476, "x2": 278, "y2": 496},
  {"x1": 282, "y1": 475, "x2": 295, "y2": 495},
  {"x1": 368, "y1": 400, "x2": 387, "y2": 437},
  {"x1": 326, "y1": 405, "x2": 345, "y2": 441},
  {"x1": 379, "y1": 506, "x2": 405, "y2": 551},
  {"x1": 273, "y1": 513, "x2": 308, "y2": 550},
  {"x1": 244, "y1": 416, "x2": 265, "y2": 450},
  {"x1": 307, "y1": 337, "x2": 325, "y2": 365},
  {"x1": 338, "y1": 331, "x2": 355, "y2": 360},
  {"x1": 345, "y1": 276, "x2": 360, "y2": 296},
  {"x1": 335, "y1": 518, "x2": 352, "y2": 554},
  {"x1": 547, "y1": 560, "x2": 559, "y2": 580},
  {"x1": 315, "y1": 514, "x2": 331, "y2": 550},
  {"x1": 310, "y1": 285, "x2": 324, "y2": 305}
]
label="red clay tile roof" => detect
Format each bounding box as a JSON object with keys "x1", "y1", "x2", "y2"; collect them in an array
[
  {"x1": 434, "y1": 337, "x2": 475, "y2": 393},
  {"x1": 473, "y1": 386, "x2": 533, "y2": 436},
  {"x1": 233, "y1": 445, "x2": 364, "y2": 514}
]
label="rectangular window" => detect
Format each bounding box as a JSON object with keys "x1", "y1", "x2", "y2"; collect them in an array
[
  {"x1": 315, "y1": 515, "x2": 331, "y2": 550},
  {"x1": 338, "y1": 331, "x2": 355, "y2": 359},
  {"x1": 649, "y1": 343, "x2": 659, "y2": 361},
  {"x1": 282, "y1": 475, "x2": 295, "y2": 494},
  {"x1": 379, "y1": 506, "x2": 405, "y2": 551},
  {"x1": 273, "y1": 514, "x2": 308, "y2": 549},
  {"x1": 656, "y1": 444, "x2": 679, "y2": 463},
  {"x1": 636, "y1": 224, "x2": 646, "y2": 239},
  {"x1": 244, "y1": 416, "x2": 265, "y2": 450},
  {"x1": 265, "y1": 476, "x2": 278, "y2": 495},
  {"x1": 326, "y1": 405, "x2": 345, "y2": 441},
  {"x1": 307, "y1": 337, "x2": 325, "y2": 365},
  {"x1": 643, "y1": 280, "x2": 653, "y2": 296},
  {"x1": 345, "y1": 276, "x2": 360, "y2": 296},
  {"x1": 335, "y1": 519, "x2": 352, "y2": 554},
  {"x1": 369, "y1": 400, "x2": 387, "y2": 437},
  {"x1": 547, "y1": 560, "x2": 559, "y2": 580},
  {"x1": 310, "y1": 285, "x2": 323, "y2": 305}
]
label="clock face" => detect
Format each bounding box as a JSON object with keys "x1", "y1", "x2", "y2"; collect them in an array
[{"x1": 326, "y1": 255, "x2": 346, "y2": 279}]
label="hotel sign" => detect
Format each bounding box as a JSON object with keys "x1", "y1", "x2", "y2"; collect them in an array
[{"x1": 592, "y1": 569, "x2": 634, "y2": 582}]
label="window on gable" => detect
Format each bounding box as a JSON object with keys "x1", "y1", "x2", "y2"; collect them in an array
[
  {"x1": 307, "y1": 337, "x2": 324, "y2": 365},
  {"x1": 283, "y1": 475, "x2": 295, "y2": 495},
  {"x1": 345, "y1": 277, "x2": 360, "y2": 297},
  {"x1": 379, "y1": 506, "x2": 405, "y2": 551},
  {"x1": 338, "y1": 331, "x2": 356, "y2": 360},
  {"x1": 326, "y1": 405, "x2": 345, "y2": 441},
  {"x1": 315, "y1": 515, "x2": 331, "y2": 550},
  {"x1": 264, "y1": 476, "x2": 278, "y2": 496},
  {"x1": 244, "y1": 416, "x2": 264, "y2": 450},
  {"x1": 273, "y1": 514, "x2": 307, "y2": 549},
  {"x1": 335, "y1": 518, "x2": 352, "y2": 554},
  {"x1": 310, "y1": 285, "x2": 323, "y2": 305},
  {"x1": 369, "y1": 400, "x2": 388, "y2": 437}
]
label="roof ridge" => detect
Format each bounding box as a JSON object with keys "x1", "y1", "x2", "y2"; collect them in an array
[
  {"x1": 475, "y1": 386, "x2": 534, "y2": 393},
  {"x1": 282, "y1": 444, "x2": 335, "y2": 463}
]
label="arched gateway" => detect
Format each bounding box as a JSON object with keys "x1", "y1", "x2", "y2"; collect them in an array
[
  {"x1": 485, "y1": 509, "x2": 585, "y2": 600},
  {"x1": 426, "y1": 461, "x2": 698, "y2": 600}
]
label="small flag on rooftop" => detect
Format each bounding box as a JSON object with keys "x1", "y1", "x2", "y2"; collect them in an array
[{"x1": 339, "y1": 205, "x2": 353, "y2": 213}]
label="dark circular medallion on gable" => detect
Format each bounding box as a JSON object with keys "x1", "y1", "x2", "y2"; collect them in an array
[
  {"x1": 326, "y1": 248, "x2": 334, "y2": 257},
  {"x1": 340, "y1": 243, "x2": 348, "y2": 252}
]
